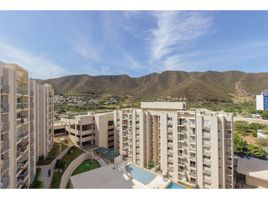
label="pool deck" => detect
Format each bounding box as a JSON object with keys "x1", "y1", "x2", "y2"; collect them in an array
[{"x1": 70, "y1": 162, "x2": 170, "y2": 189}]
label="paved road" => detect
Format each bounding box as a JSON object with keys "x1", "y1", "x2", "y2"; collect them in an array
[{"x1": 234, "y1": 116, "x2": 268, "y2": 125}]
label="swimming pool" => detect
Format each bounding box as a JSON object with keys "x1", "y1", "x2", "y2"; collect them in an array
[
  {"x1": 126, "y1": 165, "x2": 156, "y2": 185},
  {"x1": 166, "y1": 182, "x2": 185, "y2": 189}
]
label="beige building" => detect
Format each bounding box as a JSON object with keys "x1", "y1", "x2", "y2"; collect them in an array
[
  {"x1": 61, "y1": 112, "x2": 115, "y2": 149},
  {"x1": 0, "y1": 62, "x2": 54, "y2": 188},
  {"x1": 236, "y1": 157, "x2": 268, "y2": 188},
  {"x1": 114, "y1": 102, "x2": 233, "y2": 189}
]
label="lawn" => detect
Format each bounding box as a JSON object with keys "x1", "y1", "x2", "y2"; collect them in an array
[
  {"x1": 37, "y1": 143, "x2": 68, "y2": 165},
  {"x1": 50, "y1": 146, "x2": 84, "y2": 188},
  {"x1": 72, "y1": 160, "x2": 100, "y2": 176}
]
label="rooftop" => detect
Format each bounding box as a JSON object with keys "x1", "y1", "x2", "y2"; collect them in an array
[
  {"x1": 237, "y1": 157, "x2": 268, "y2": 182},
  {"x1": 141, "y1": 101, "x2": 186, "y2": 110},
  {"x1": 70, "y1": 164, "x2": 135, "y2": 189}
]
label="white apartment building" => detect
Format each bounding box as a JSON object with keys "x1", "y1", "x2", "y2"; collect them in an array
[
  {"x1": 61, "y1": 112, "x2": 115, "y2": 149},
  {"x1": 114, "y1": 102, "x2": 233, "y2": 189},
  {"x1": 0, "y1": 62, "x2": 54, "y2": 188}
]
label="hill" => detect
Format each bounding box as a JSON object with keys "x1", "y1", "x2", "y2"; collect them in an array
[{"x1": 43, "y1": 70, "x2": 268, "y2": 102}]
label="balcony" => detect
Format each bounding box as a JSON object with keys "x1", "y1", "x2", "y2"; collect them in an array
[
  {"x1": 203, "y1": 133, "x2": 211, "y2": 139},
  {"x1": 1, "y1": 103, "x2": 9, "y2": 113},
  {"x1": 203, "y1": 150, "x2": 211, "y2": 156},
  {"x1": 1, "y1": 122, "x2": 9, "y2": 133},
  {"x1": 189, "y1": 171, "x2": 196, "y2": 177},
  {"x1": 203, "y1": 158, "x2": 211, "y2": 165},
  {"x1": 168, "y1": 135, "x2": 173, "y2": 140},
  {"x1": 16, "y1": 88, "x2": 28, "y2": 95},
  {"x1": 203, "y1": 142, "x2": 211, "y2": 148},
  {"x1": 17, "y1": 103, "x2": 28, "y2": 110},
  {"x1": 226, "y1": 169, "x2": 233, "y2": 176},
  {"x1": 189, "y1": 139, "x2": 195, "y2": 144},
  {"x1": 189, "y1": 145, "x2": 196, "y2": 152},
  {"x1": 1, "y1": 160, "x2": 9, "y2": 174},
  {"x1": 1, "y1": 141, "x2": 10, "y2": 153},
  {"x1": 204, "y1": 177, "x2": 211, "y2": 184},
  {"x1": 226, "y1": 160, "x2": 233, "y2": 166},
  {"x1": 17, "y1": 130, "x2": 28, "y2": 141},
  {"x1": 0, "y1": 175, "x2": 10, "y2": 188},
  {"x1": 203, "y1": 167, "x2": 211, "y2": 175},
  {"x1": 1, "y1": 84, "x2": 9, "y2": 94},
  {"x1": 189, "y1": 120, "x2": 195, "y2": 128}
]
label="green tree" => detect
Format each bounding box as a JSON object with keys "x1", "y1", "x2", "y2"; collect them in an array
[
  {"x1": 261, "y1": 110, "x2": 268, "y2": 119},
  {"x1": 248, "y1": 144, "x2": 266, "y2": 159},
  {"x1": 233, "y1": 135, "x2": 249, "y2": 156}
]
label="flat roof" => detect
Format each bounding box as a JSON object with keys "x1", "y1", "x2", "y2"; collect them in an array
[
  {"x1": 94, "y1": 147, "x2": 120, "y2": 159},
  {"x1": 70, "y1": 164, "x2": 135, "y2": 188},
  {"x1": 141, "y1": 102, "x2": 186, "y2": 110},
  {"x1": 237, "y1": 157, "x2": 268, "y2": 181}
]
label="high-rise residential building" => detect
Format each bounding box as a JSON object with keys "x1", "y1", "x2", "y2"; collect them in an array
[
  {"x1": 114, "y1": 102, "x2": 233, "y2": 189},
  {"x1": 256, "y1": 91, "x2": 268, "y2": 111},
  {"x1": 35, "y1": 83, "x2": 54, "y2": 159},
  {"x1": 61, "y1": 112, "x2": 115, "y2": 149},
  {"x1": 0, "y1": 62, "x2": 54, "y2": 189}
]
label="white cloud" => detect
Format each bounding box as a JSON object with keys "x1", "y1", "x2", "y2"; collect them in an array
[
  {"x1": 0, "y1": 40, "x2": 66, "y2": 79},
  {"x1": 149, "y1": 11, "x2": 212, "y2": 70}
]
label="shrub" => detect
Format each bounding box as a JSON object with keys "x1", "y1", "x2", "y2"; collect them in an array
[
  {"x1": 55, "y1": 159, "x2": 66, "y2": 170},
  {"x1": 147, "y1": 161, "x2": 154, "y2": 169},
  {"x1": 261, "y1": 110, "x2": 268, "y2": 119},
  {"x1": 248, "y1": 144, "x2": 266, "y2": 159}
]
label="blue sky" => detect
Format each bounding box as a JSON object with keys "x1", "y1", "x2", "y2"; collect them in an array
[{"x1": 0, "y1": 11, "x2": 268, "y2": 79}]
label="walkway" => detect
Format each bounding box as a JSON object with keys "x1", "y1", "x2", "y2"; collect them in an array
[{"x1": 37, "y1": 145, "x2": 72, "y2": 188}]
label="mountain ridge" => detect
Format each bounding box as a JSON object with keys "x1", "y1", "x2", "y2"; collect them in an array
[{"x1": 42, "y1": 70, "x2": 268, "y2": 102}]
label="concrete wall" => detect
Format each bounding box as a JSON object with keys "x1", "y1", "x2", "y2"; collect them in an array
[
  {"x1": 246, "y1": 176, "x2": 268, "y2": 188},
  {"x1": 60, "y1": 152, "x2": 95, "y2": 188}
]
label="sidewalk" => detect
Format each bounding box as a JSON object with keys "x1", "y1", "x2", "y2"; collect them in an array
[{"x1": 37, "y1": 145, "x2": 72, "y2": 188}]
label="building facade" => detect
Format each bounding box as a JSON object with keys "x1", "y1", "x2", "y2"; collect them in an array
[
  {"x1": 114, "y1": 102, "x2": 234, "y2": 189},
  {"x1": 61, "y1": 112, "x2": 115, "y2": 149},
  {"x1": 256, "y1": 90, "x2": 268, "y2": 110},
  {"x1": 0, "y1": 62, "x2": 54, "y2": 188}
]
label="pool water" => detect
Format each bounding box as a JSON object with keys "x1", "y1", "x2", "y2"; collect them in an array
[
  {"x1": 166, "y1": 182, "x2": 185, "y2": 189},
  {"x1": 126, "y1": 165, "x2": 156, "y2": 185}
]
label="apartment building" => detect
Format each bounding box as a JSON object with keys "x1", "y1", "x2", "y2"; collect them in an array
[
  {"x1": 256, "y1": 90, "x2": 268, "y2": 110},
  {"x1": 0, "y1": 62, "x2": 54, "y2": 188},
  {"x1": 61, "y1": 112, "x2": 115, "y2": 149},
  {"x1": 114, "y1": 102, "x2": 233, "y2": 189},
  {"x1": 35, "y1": 83, "x2": 54, "y2": 159}
]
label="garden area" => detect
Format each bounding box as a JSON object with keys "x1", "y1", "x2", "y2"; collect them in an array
[
  {"x1": 72, "y1": 159, "x2": 100, "y2": 176},
  {"x1": 50, "y1": 146, "x2": 84, "y2": 188},
  {"x1": 30, "y1": 167, "x2": 43, "y2": 188},
  {"x1": 234, "y1": 121, "x2": 268, "y2": 159},
  {"x1": 37, "y1": 142, "x2": 68, "y2": 165}
]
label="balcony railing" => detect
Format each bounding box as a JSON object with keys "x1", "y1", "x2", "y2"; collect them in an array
[
  {"x1": 1, "y1": 122, "x2": 9, "y2": 133},
  {"x1": 17, "y1": 103, "x2": 28, "y2": 110},
  {"x1": 16, "y1": 88, "x2": 28, "y2": 95},
  {"x1": 204, "y1": 177, "x2": 211, "y2": 184},
  {"x1": 203, "y1": 158, "x2": 211, "y2": 165},
  {"x1": 1, "y1": 103, "x2": 9, "y2": 113},
  {"x1": 203, "y1": 142, "x2": 211, "y2": 148},
  {"x1": 0, "y1": 175, "x2": 10, "y2": 188},
  {"x1": 203, "y1": 167, "x2": 211, "y2": 175},
  {"x1": 203, "y1": 133, "x2": 211, "y2": 139},
  {"x1": 0, "y1": 84, "x2": 9, "y2": 94},
  {"x1": 1, "y1": 160, "x2": 10, "y2": 174},
  {"x1": 1, "y1": 141, "x2": 10, "y2": 152},
  {"x1": 17, "y1": 130, "x2": 28, "y2": 141}
]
